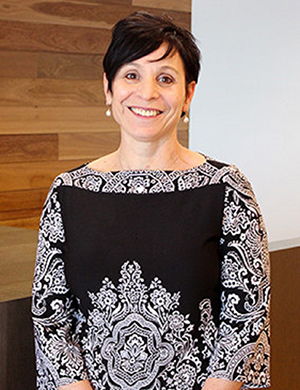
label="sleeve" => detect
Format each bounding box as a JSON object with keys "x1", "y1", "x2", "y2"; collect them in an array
[
  {"x1": 31, "y1": 178, "x2": 89, "y2": 389},
  {"x1": 207, "y1": 167, "x2": 271, "y2": 388}
]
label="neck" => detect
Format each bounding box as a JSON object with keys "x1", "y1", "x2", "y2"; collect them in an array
[{"x1": 115, "y1": 134, "x2": 185, "y2": 171}]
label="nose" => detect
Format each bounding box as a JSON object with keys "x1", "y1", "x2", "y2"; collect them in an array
[{"x1": 137, "y1": 77, "x2": 159, "y2": 101}]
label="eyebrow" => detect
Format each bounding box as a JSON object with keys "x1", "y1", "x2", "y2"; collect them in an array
[{"x1": 122, "y1": 62, "x2": 179, "y2": 75}]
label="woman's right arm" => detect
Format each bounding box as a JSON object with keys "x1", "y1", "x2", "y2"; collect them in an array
[{"x1": 32, "y1": 179, "x2": 89, "y2": 389}]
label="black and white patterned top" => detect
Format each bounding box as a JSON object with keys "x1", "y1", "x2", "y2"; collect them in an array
[{"x1": 32, "y1": 158, "x2": 271, "y2": 390}]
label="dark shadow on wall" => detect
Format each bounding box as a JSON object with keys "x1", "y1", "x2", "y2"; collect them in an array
[{"x1": 0, "y1": 297, "x2": 36, "y2": 390}]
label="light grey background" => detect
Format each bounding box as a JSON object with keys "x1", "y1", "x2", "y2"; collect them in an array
[{"x1": 190, "y1": 0, "x2": 300, "y2": 246}]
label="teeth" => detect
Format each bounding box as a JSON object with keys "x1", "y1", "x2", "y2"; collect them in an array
[{"x1": 130, "y1": 107, "x2": 161, "y2": 117}]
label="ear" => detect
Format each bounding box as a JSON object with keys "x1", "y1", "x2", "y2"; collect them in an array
[
  {"x1": 183, "y1": 81, "x2": 196, "y2": 112},
  {"x1": 103, "y1": 73, "x2": 112, "y2": 104}
]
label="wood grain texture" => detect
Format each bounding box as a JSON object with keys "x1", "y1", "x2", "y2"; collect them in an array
[
  {"x1": 177, "y1": 129, "x2": 188, "y2": 146},
  {"x1": 0, "y1": 217, "x2": 40, "y2": 230},
  {"x1": 0, "y1": 189, "x2": 48, "y2": 213},
  {"x1": 0, "y1": 119, "x2": 119, "y2": 135},
  {"x1": 0, "y1": 225, "x2": 38, "y2": 301},
  {"x1": 0, "y1": 52, "x2": 37, "y2": 78},
  {"x1": 132, "y1": 0, "x2": 191, "y2": 13},
  {"x1": 37, "y1": 53, "x2": 103, "y2": 79},
  {"x1": 0, "y1": 160, "x2": 87, "y2": 192},
  {"x1": 0, "y1": 1, "x2": 190, "y2": 30},
  {"x1": 0, "y1": 134, "x2": 58, "y2": 163},
  {"x1": 0, "y1": 106, "x2": 105, "y2": 122},
  {"x1": 0, "y1": 78, "x2": 103, "y2": 106},
  {"x1": 0, "y1": 209, "x2": 41, "y2": 221},
  {"x1": 59, "y1": 131, "x2": 120, "y2": 160},
  {"x1": 0, "y1": 20, "x2": 110, "y2": 54}
]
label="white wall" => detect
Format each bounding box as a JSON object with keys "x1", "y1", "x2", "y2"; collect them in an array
[{"x1": 190, "y1": 0, "x2": 300, "y2": 247}]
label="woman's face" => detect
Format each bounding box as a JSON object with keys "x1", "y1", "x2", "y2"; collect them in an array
[{"x1": 104, "y1": 43, "x2": 196, "y2": 143}]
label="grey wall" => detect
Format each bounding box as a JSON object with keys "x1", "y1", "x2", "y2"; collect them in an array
[{"x1": 190, "y1": 0, "x2": 300, "y2": 246}]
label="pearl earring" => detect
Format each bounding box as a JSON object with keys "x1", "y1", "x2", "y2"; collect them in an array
[
  {"x1": 183, "y1": 113, "x2": 189, "y2": 124},
  {"x1": 105, "y1": 105, "x2": 111, "y2": 117}
]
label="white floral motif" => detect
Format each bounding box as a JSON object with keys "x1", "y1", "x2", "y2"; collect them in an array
[
  {"x1": 198, "y1": 299, "x2": 218, "y2": 360},
  {"x1": 120, "y1": 334, "x2": 149, "y2": 373},
  {"x1": 177, "y1": 172, "x2": 205, "y2": 191},
  {"x1": 76, "y1": 174, "x2": 104, "y2": 192},
  {"x1": 127, "y1": 177, "x2": 151, "y2": 194},
  {"x1": 173, "y1": 363, "x2": 197, "y2": 390},
  {"x1": 47, "y1": 325, "x2": 83, "y2": 368},
  {"x1": 82, "y1": 261, "x2": 204, "y2": 390}
]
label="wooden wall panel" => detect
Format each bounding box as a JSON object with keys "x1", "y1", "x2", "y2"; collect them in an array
[
  {"x1": 0, "y1": 78, "x2": 103, "y2": 106},
  {"x1": 0, "y1": 188, "x2": 47, "y2": 229},
  {"x1": 0, "y1": 160, "x2": 86, "y2": 192},
  {"x1": 0, "y1": 52, "x2": 37, "y2": 78},
  {"x1": 0, "y1": 118, "x2": 119, "y2": 134},
  {"x1": 0, "y1": 52, "x2": 103, "y2": 80},
  {"x1": 132, "y1": 0, "x2": 191, "y2": 13},
  {"x1": 0, "y1": 0, "x2": 191, "y2": 228},
  {"x1": 37, "y1": 53, "x2": 103, "y2": 79},
  {"x1": 0, "y1": 1, "x2": 190, "y2": 29},
  {"x1": 0, "y1": 106, "x2": 104, "y2": 122},
  {"x1": 59, "y1": 132, "x2": 121, "y2": 160},
  {"x1": 0, "y1": 134, "x2": 58, "y2": 163},
  {"x1": 0, "y1": 20, "x2": 110, "y2": 54},
  {"x1": 0, "y1": 215, "x2": 38, "y2": 230},
  {"x1": 0, "y1": 189, "x2": 47, "y2": 213},
  {"x1": 178, "y1": 129, "x2": 188, "y2": 146}
]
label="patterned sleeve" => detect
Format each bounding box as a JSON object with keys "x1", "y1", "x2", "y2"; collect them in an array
[
  {"x1": 208, "y1": 167, "x2": 271, "y2": 388},
  {"x1": 31, "y1": 178, "x2": 89, "y2": 389}
]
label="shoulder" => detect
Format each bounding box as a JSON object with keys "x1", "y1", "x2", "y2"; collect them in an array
[
  {"x1": 44, "y1": 164, "x2": 96, "y2": 205},
  {"x1": 50, "y1": 164, "x2": 95, "y2": 189},
  {"x1": 205, "y1": 157, "x2": 254, "y2": 194},
  {"x1": 206, "y1": 157, "x2": 249, "y2": 185}
]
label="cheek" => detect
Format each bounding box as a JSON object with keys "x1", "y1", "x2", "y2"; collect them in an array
[{"x1": 169, "y1": 93, "x2": 187, "y2": 111}]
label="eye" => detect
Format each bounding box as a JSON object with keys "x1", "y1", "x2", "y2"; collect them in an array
[
  {"x1": 125, "y1": 72, "x2": 139, "y2": 80},
  {"x1": 157, "y1": 75, "x2": 174, "y2": 85}
]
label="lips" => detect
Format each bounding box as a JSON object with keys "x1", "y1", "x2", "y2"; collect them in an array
[{"x1": 129, "y1": 107, "x2": 162, "y2": 117}]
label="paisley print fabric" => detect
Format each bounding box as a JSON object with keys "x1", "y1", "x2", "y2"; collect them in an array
[
  {"x1": 82, "y1": 261, "x2": 206, "y2": 390},
  {"x1": 32, "y1": 159, "x2": 270, "y2": 389}
]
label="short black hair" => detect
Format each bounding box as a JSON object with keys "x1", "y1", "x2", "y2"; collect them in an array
[{"x1": 103, "y1": 11, "x2": 201, "y2": 92}]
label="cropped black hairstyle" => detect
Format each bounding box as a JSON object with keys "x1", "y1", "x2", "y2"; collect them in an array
[{"x1": 103, "y1": 11, "x2": 201, "y2": 93}]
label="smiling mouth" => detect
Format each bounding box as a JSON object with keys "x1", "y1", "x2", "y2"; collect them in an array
[{"x1": 129, "y1": 107, "x2": 162, "y2": 118}]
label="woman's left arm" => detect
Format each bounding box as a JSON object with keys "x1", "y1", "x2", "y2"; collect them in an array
[{"x1": 207, "y1": 167, "x2": 271, "y2": 388}]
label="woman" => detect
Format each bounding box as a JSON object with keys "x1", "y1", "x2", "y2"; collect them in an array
[{"x1": 32, "y1": 12, "x2": 270, "y2": 390}]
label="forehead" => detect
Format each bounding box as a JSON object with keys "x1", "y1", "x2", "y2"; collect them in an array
[{"x1": 121, "y1": 44, "x2": 185, "y2": 72}]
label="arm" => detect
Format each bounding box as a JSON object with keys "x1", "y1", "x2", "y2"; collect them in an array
[
  {"x1": 202, "y1": 378, "x2": 242, "y2": 390},
  {"x1": 32, "y1": 179, "x2": 89, "y2": 389},
  {"x1": 207, "y1": 168, "x2": 271, "y2": 388},
  {"x1": 59, "y1": 380, "x2": 93, "y2": 390}
]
